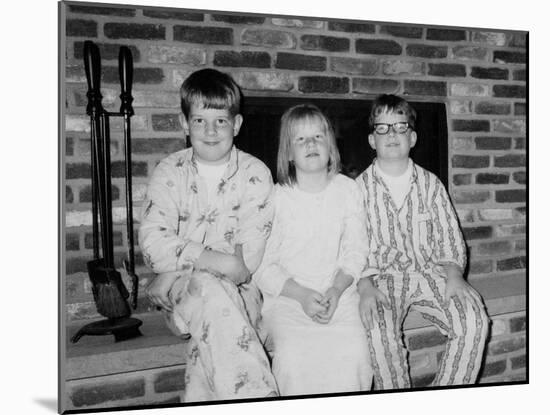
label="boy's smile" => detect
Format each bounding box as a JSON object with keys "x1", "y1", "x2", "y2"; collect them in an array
[
  {"x1": 368, "y1": 111, "x2": 416, "y2": 162},
  {"x1": 183, "y1": 102, "x2": 243, "y2": 165}
]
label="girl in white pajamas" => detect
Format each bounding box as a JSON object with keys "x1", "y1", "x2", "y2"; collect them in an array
[{"x1": 254, "y1": 104, "x2": 373, "y2": 396}]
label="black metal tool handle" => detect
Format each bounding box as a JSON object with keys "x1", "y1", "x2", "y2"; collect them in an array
[
  {"x1": 83, "y1": 41, "x2": 104, "y2": 260},
  {"x1": 100, "y1": 114, "x2": 115, "y2": 269},
  {"x1": 119, "y1": 46, "x2": 138, "y2": 309},
  {"x1": 84, "y1": 40, "x2": 101, "y2": 105},
  {"x1": 119, "y1": 46, "x2": 134, "y2": 117}
]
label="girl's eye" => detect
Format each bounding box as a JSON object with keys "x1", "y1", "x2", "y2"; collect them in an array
[
  {"x1": 296, "y1": 136, "x2": 304, "y2": 142},
  {"x1": 216, "y1": 119, "x2": 229, "y2": 126},
  {"x1": 192, "y1": 118, "x2": 204, "y2": 125}
]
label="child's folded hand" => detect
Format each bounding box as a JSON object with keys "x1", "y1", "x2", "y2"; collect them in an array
[
  {"x1": 299, "y1": 288, "x2": 327, "y2": 322},
  {"x1": 315, "y1": 287, "x2": 341, "y2": 324}
]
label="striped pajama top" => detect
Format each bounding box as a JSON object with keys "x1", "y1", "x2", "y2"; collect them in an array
[{"x1": 356, "y1": 159, "x2": 467, "y2": 279}]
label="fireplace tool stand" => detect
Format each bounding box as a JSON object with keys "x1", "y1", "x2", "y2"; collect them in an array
[{"x1": 71, "y1": 40, "x2": 142, "y2": 343}]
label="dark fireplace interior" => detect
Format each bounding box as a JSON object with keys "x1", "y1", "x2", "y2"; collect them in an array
[{"x1": 237, "y1": 97, "x2": 448, "y2": 187}]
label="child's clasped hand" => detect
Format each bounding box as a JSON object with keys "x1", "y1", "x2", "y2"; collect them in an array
[{"x1": 298, "y1": 286, "x2": 344, "y2": 324}]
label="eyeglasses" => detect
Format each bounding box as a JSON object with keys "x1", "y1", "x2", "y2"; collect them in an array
[{"x1": 373, "y1": 122, "x2": 410, "y2": 135}]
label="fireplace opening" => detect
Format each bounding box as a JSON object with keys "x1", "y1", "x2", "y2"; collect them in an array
[{"x1": 237, "y1": 97, "x2": 448, "y2": 187}]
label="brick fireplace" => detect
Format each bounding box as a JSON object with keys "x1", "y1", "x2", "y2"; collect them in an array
[{"x1": 61, "y1": 1, "x2": 527, "y2": 411}]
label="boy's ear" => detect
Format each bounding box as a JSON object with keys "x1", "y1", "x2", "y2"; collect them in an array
[
  {"x1": 233, "y1": 114, "x2": 243, "y2": 136},
  {"x1": 180, "y1": 113, "x2": 189, "y2": 136},
  {"x1": 409, "y1": 130, "x2": 417, "y2": 148},
  {"x1": 368, "y1": 133, "x2": 376, "y2": 150}
]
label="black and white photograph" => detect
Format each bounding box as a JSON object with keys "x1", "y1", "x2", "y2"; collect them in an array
[
  {"x1": 57, "y1": 0, "x2": 530, "y2": 412},
  {"x1": 15, "y1": 0, "x2": 537, "y2": 413}
]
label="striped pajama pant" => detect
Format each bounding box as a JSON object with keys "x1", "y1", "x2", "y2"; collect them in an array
[{"x1": 366, "y1": 270, "x2": 489, "y2": 389}]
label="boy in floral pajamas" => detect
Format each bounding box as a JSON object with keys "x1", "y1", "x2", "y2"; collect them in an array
[
  {"x1": 139, "y1": 69, "x2": 278, "y2": 401},
  {"x1": 356, "y1": 94, "x2": 489, "y2": 389}
]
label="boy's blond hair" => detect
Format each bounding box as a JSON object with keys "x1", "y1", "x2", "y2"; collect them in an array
[
  {"x1": 277, "y1": 104, "x2": 341, "y2": 185},
  {"x1": 180, "y1": 68, "x2": 242, "y2": 118}
]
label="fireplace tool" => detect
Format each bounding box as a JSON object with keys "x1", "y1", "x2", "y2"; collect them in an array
[{"x1": 71, "y1": 41, "x2": 142, "y2": 343}]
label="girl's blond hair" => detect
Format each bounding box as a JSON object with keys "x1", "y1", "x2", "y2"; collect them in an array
[{"x1": 277, "y1": 104, "x2": 341, "y2": 185}]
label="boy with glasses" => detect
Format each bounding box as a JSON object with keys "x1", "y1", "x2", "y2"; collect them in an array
[{"x1": 355, "y1": 94, "x2": 489, "y2": 389}]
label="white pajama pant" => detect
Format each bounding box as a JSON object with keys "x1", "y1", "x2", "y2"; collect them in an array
[
  {"x1": 367, "y1": 271, "x2": 489, "y2": 389},
  {"x1": 161, "y1": 270, "x2": 278, "y2": 401}
]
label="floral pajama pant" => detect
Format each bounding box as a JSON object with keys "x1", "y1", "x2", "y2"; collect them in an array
[
  {"x1": 366, "y1": 271, "x2": 489, "y2": 389},
  {"x1": 163, "y1": 270, "x2": 279, "y2": 402}
]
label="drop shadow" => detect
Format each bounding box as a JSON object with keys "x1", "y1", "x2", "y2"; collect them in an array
[{"x1": 34, "y1": 398, "x2": 58, "y2": 413}]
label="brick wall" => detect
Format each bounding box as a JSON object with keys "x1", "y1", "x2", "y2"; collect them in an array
[
  {"x1": 62, "y1": 0, "x2": 527, "y2": 391},
  {"x1": 66, "y1": 364, "x2": 186, "y2": 410}
]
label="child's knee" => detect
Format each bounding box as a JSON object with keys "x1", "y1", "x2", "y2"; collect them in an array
[
  {"x1": 168, "y1": 272, "x2": 205, "y2": 304},
  {"x1": 453, "y1": 298, "x2": 489, "y2": 340},
  {"x1": 192, "y1": 270, "x2": 240, "y2": 306},
  {"x1": 476, "y1": 308, "x2": 490, "y2": 340},
  {"x1": 468, "y1": 296, "x2": 489, "y2": 332},
  {"x1": 186, "y1": 270, "x2": 222, "y2": 296},
  {"x1": 187, "y1": 274, "x2": 202, "y2": 297}
]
